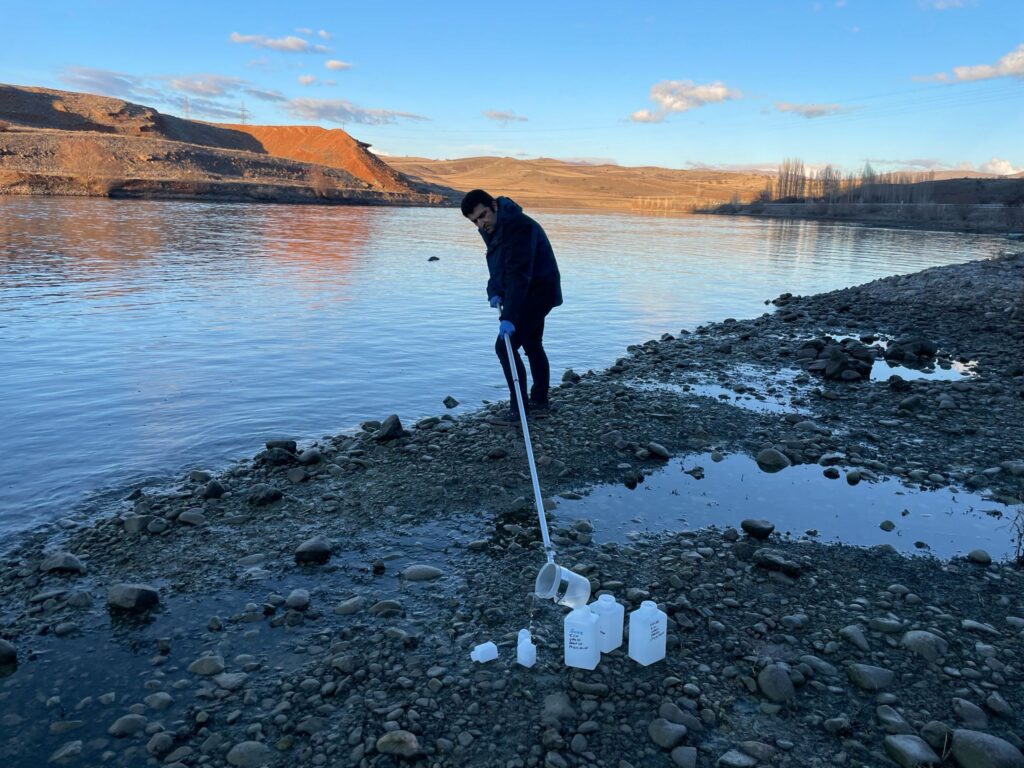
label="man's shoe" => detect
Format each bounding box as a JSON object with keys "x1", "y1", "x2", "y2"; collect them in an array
[
  {"x1": 529, "y1": 399, "x2": 557, "y2": 415},
  {"x1": 488, "y1": 407, "x2": 526, "y2": 426}
]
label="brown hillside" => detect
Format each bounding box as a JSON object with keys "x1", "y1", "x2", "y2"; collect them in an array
[
  {"x1": 385, "y1": 155, "x2": 772, "y2": 212},
  {"x1": 0, "y1": 83, "x2": 458, "y2": 205},
  {"x1": 220, "y1": 124, "x2": 410, "y2": 192}
]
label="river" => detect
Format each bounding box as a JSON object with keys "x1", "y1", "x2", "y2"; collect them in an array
[{"x1": 0, "y1": 197, "x2": 1009, "y2": 536}]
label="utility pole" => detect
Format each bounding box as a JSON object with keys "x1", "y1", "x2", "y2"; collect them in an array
[{"x1": 239, "y1": 100, "x2": 249, "y2": 126}]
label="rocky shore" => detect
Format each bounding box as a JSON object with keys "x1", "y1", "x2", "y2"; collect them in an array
[{"x1": 2, "y1": 252, "x2": 1023, "y2": 767}]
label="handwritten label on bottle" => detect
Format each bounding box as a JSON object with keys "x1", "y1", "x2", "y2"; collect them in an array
[
  {"x1": 649, "y1": 621, "x2": 664, "y2": 640},
  {"x1": 568, "y1": 629, "x2": 588, "y2": 650}
]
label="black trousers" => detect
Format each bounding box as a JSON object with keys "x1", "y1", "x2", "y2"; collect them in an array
[{"x1": 495, "y1": 308, "x2": 551, "y2": 411}]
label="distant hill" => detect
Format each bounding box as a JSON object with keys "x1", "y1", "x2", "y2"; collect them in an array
[
  {"x1": 0, "y1": 83, "x2": 457, "y2": 205},
  {"x1": 384, "y1": 155, "x2": 773, "y2": 212}
]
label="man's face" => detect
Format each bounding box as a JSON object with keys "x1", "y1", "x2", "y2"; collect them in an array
[{"x1": 466, "y1": 203, "x2": 497, "y2": 235}]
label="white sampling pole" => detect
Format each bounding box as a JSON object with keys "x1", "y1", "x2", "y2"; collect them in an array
[{"x1": 502, "y1": 330, "x2": 556, "y2": 564}]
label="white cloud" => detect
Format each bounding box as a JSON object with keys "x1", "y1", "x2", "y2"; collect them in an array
[
  {"x1": 630, "y1": 80, "x2": 740, "y2": 123},
  {"x1": 296, "y1": 27, "x2": 313, "y2": 35},
  {"x1": 229, "y1": 32, "x2": 318, "y2": 52},
  {"x1": 298, "y1": 75, "x2": 316, "y2": 86},
  {"x1": 318, "y1": 29, "x2": 331, "y2": 40},
  {"x1": 285, "y1": 98, "x2": 429, "y2": 125},
  {"x1": 923, "y1": 43, "x2": 1024, "y2": 82},
  {"x1": 483, "y1": 109, "x2": 528, "y2": 125},
  {"x1": 979, "y1": 157, "x2": 1022, "y2": 175},
  {"x1": 865, "y1": 157, "x2": 948, "y2": 170},
  {"x1": 774, "y1": 101, "x2": 857, "y2": 118},
  {"x1": 325, "y1": 59, "x2": 352, "y2": 71},
  {"x1": 243, "y1": 86, "x2": 286, "y2": 102},
  {"x1": 167, "y1": 75, "x2": 243, "y2": 97},
  {"x1": 918, "y1": 0, "x2": 969, "y2": 9},
  {"x1": 59, "y1": 66, "x2": 153, "y2": 100}
]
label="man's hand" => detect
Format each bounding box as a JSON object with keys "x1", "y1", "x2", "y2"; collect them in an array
[
  {"x1": 499, "y1": 320, "x2": 515, "y2": 337},
  {"x1": 489, "y1": 295, "x2": 502, "y2": 308}
]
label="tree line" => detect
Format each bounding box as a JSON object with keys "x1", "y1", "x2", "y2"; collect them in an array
[{"x1": 765, "y1": 158, "x2": 940, "y2": 204}]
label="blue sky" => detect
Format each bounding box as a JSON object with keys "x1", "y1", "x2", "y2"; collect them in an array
[{"x1": 2, "y1": 1, "x2": 1021, "y2": 173}]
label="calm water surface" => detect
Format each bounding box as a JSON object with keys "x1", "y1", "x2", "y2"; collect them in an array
[{"x1": 0, "y1": 198, "x2": 1009, "y2": 536}]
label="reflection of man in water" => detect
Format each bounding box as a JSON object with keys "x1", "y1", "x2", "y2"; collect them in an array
[{"x1": 461, "y1": 189, "x2": 563, "y2": 420}]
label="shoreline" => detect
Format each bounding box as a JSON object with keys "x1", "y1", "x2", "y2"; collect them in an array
[
  {"x1": 706, "y1": 202, "x2": 1024, "y2": 236},
  {"x1": 2, "y1": 252, "x2": 1024, "y2": 766}
]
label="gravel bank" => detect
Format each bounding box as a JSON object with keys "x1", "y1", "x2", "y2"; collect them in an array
[{"x1": 1, "y1": 251, "x2": 1022, "y2": 767}]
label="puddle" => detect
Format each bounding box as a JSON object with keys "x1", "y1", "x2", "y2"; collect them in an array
[
  {"x1": 870, "y1": 359, "x2": 977, "y2": 382},
  {"x1": 628, "y1": 365, "x2": 812, "y2": 415},
  {"x1": 559, "y1": 452, "x2": 1016, "y2": 560},
  {"x1": 0, "y1": 519, "x2": 473, "y2": 767}
]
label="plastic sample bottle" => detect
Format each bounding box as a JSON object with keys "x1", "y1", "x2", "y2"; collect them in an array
[
  {"x1": 517, "y1": 629, "x2": 537, "y2": 668},
  {"x1": 628, "y1": 601, "x2": 668, "y2": 666},
  {"x1": 564, "y1": 605, "x2": 600, "y2": 670},
  {"x1": 589, "y1": 594, "x2": 625, "y2": 653},
  {"x1": 470, "y1": 641, "x2": 498, "y2": 663}
]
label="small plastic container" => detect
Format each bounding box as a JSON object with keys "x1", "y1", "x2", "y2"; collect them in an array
[
  {"x1": 628, "y1": 600, "x2": 668, "y2": 666},
  {"x1": 535, "y1": 563, "x2": 591, "y2": 608},
  {"x1": 564, "y1": 605, "x2": 600, "y2": 670},
  {"x1": 470, "y1": 641, "x2": 498, "y2": 663},
  {"x1": 589, "y1": 594, "x2": 625, "y2": 653},
  {"x1": 517, "y1": 629, "x2": 536, "y2": 668}
]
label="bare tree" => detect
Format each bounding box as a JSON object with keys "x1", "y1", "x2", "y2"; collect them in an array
[{"x1": 54, "y1": 138, "x2": 122, "y2": 195}]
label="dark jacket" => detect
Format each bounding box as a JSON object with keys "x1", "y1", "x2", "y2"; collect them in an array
[{"x1": 479, "y1": 196, "x2": 562, "y2": 326}]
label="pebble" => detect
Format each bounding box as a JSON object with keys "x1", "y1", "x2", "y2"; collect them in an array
[
  {"x1": 648, "y1": 718, "x2": 688, "y2": 749},
  {"x1": 333, "y1": 596, "x2": 364, "y2": 615},
  {"x1": 671, "y1": 745, "x2": 698, "y2": 768},
  {"x1": 402, "y1": 564, "x2": 444, "y2": 581},
  {"x1": 0, "y1": 639, "x2": 17, "y2": 667},
  {"x1": 755, "y1": 448, "x2": 791, "y2": 472},
  {"x1": 294, "y1": 536, "x2": 332, "y2": 564},
  {"x1": 187, "y1": 655, "x2": 225, "y2": 676},
  {"x1": 376, "y1": 729, "x2": 421, "y2": 757},
  {"x1": 106, "y1": 583, "x2": 159, "y2": 613},
  {"x1": 883, "y1": 735, "x2": 941, "y2": 767},
  {"x1": 951, "y1": 729, "x2": 1024, "y2": 768},
  {"x1": 39, "y1": 552, "x2": 86, "y2": 575},
  {"x1": 48, "y1": 740, "x2": 83, "y2": 763},
  {"x1": 847, "y1": 663, "x2": 894, "y2": 691},
  {"x1": 740, "y1": 518, "x2": 775, "y2": 540},
  {"x1": 717, "y1": 749, "x2": 758, "y2": 767},
  {"x1": 968, "y1": 549, "x2": 993, "y2": 565},
  {"x1": 901, "y1": 630, "x2": 948, "y2": 663},
  {"x1": 757, "y1": 663, "x2": 795, "y2": 702},
  {"x1": 285, "y1": 588, "x2": 310, "y2": 610},
  {"x1": 107, "y1": 714, "x2": 147, "y2": 737},
  {"x1": 178, "y1": 510, "x2": 206, "y2": 525},
  {"x1": 840, "y1": 624, "x2": 870, "y2": 652},
  {"x1": 226, "y1": 740, "x2": 276, "y2": 767}
]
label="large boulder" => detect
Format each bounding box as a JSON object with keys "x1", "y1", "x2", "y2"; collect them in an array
[
  {"x1": 40, "y1": 552, "x2": 86, "y2": 575},
  {"x1": 295, "y1": 536, "x2": 332, "y2": 564}
]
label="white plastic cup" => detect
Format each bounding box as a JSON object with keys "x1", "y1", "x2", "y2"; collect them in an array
[
  {"x1": 564, "y1": 606, "x2": 600, "y2": 670},
  {"x1": 470, "y1": 641, "x2": 498, "y2": 663},
  {"x1": 535, "y1": 563, "x2": 591, "y2": 608},
  {"x1": 628, "y1": 600, "x2": 667, "y2": 666},
  {"x1": 517, "y1": 629, "x2": 536, "y2": 668},
  {"x1": 589, "y1": 594, "x2": 625, "y2": 653}
]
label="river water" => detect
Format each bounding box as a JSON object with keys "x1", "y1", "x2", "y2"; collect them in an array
[{"x1": 0, "y1": 198, "x2": 1010, "y2": 536}]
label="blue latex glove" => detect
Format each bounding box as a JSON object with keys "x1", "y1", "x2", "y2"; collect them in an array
[
  {"x1": 489, "y1": 295, "x2": 502, "y2": 308},
  {"x1": 498, "y1": 320, "x2": 515, "y2": 337}
]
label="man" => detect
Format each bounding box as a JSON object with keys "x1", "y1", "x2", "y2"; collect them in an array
[{"x1": 461, "y1": 189, "x2": 562, "y2": 420}]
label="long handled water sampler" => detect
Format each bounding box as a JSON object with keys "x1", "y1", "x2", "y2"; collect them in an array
[{"x1": 499, "y1": 323, "x2": 591, "y2": 609}]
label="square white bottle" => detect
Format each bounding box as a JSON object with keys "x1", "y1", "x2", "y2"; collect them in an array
[
  {"x1": 564, "y1": 605, "x2": 600, "y2": 670},
  {"x1": 589, "y1": 594, "x2": 624, "y2": 653},
  {"x1": 628, "y1": 600, "x2": 667, "y2": 666}
]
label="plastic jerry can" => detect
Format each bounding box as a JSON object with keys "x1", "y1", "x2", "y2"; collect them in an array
[
  {"x1": 564, "y1": 605, "x2": 600, "y2": 670},
  {"x1": 589, "y1": 594, "x2": 624, "y2": 653},
  {"x1": 628, "y1": 600, "x2": 667, "y2": 666}
]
